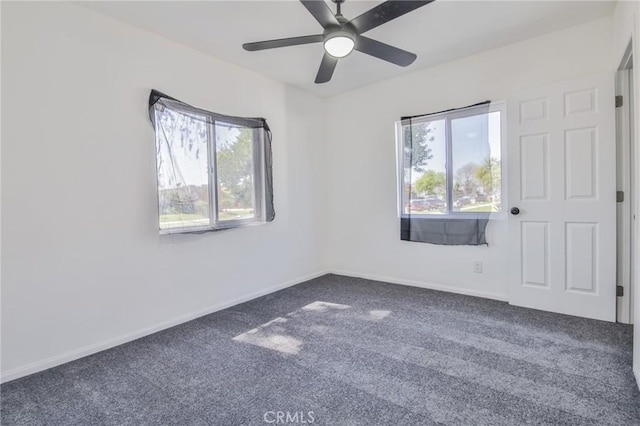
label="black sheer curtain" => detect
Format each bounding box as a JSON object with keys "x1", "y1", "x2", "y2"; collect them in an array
[
  {"x1": 148, "y1": 90, "x2": 275, "y2": 231},
  {"x1": 400, "y1": 101, "x2": 494, "y2": 245}
]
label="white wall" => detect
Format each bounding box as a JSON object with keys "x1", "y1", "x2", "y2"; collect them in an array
[
  {"x1": 612, "y1": 0, "x2": 640, "y2": 387},
  {"x1": 324, "y1": 17, "x2": 613, "y2": 300},
  {"x1": 1, "y1": 2, "x2": 327, "y2": 381}
]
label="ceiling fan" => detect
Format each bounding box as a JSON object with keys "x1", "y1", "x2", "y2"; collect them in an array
[{"x1": 243, "y1": 0, "x2": 434, "y2": 84}]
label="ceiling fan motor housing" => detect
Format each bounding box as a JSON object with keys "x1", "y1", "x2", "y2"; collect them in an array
[{"x1": 323, "y1": 20, "x2": 356, "y2": 40}]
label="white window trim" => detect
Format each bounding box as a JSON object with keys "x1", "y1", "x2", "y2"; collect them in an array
[
  {"x1": 395, "y1": 101, "x2": 507, "y2": 220},
  {"x1": 154, "y1": 100, "x2": 267, "y2": 235}
]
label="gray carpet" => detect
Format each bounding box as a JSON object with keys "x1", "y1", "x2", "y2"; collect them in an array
[{"x1": 2, "y1": 274, "x2": 639, "y2": 425}]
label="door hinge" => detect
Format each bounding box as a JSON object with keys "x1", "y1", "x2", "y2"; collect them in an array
[
  {"x1": 617, "y1": 285, "x2": 624, "y2": 297},
  {"x1": 617, "y1": 191, "x2": 624, "y2": 203},
  {"x1": 616, "y1": 95, "x2": 623, "y2": 108}
]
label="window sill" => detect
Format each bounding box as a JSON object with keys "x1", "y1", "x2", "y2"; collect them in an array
[
  {"x1": 159, "y1": 218, "x2": 266, "y2": 235},
  {"x1": 398, "y1": 211, "x2": 506, "y2": 220}
]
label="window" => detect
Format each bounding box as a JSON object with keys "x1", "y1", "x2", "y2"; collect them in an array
[
  {"x1": 150, "y1": 91, "x2": 273, "y2": 234},
  {"x1": 396, "y1": 103, "x2": 503, "y2": 218}
]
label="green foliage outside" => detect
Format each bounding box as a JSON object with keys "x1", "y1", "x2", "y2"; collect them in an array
[
  {"x1": 474, "y1": 157, "x2": 501, "y2": 198},
  {"x1": 216, "y1": 128, "x2": 255, "y2": 211},
  {"x1": 403, "y1": 122, "x2": 434, "y2": 173},
  {"x1": 414, "y1": 170, "x2": 445, "y2": 196}
]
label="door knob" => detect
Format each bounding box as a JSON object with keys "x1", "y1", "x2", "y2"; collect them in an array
[{"x1": 510, "y1": 207, "x2": 520, "y2": 215}]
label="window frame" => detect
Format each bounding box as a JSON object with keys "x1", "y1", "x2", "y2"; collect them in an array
[
  {"x1": 396, "y1": 102, "x2": 506, "y2": 219},
  {"x1": 154, "y1": 100, "x2": 267, "y2": 235}
]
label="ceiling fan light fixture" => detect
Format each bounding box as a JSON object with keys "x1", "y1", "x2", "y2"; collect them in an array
[{"x1": 323, "y1": 31, "x2": 355, "y2": 58}]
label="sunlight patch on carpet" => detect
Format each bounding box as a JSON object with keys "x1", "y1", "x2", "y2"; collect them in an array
[
  {"x1": 232, "y1": 317, "x2": 302, "y2": 355},
  {"x1": 232, "y1": 301, "x2": 352, "y2": 355},
  {"x1": 368, "y1": 310, "x2": 391, "y2": 321}
]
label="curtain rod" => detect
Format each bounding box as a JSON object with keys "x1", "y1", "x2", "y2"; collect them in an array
[{"x1": 401, "y1": 100, "x2": 491, "y2": 121}]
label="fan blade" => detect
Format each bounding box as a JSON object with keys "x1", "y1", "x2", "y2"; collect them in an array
[
  {"x1": 349, "y1": 0, "x2": 434, "y2": 34},
  {"x1": 355, "y1": 36, "x2": 416, "y2": 66},
  {"x1": 315, "y1": 53, "x2": 338, "y2": 84},
  {"x1": 300, "y1": 0, "x2": 340, "y2": 29},
  {"x1": 243, "y1": 34, "x2": 323, "y2": 51}
]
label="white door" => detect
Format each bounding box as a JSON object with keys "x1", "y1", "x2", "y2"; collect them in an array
[{"x1": 507, "y1": 73, "x2": 617, "y2": 322}]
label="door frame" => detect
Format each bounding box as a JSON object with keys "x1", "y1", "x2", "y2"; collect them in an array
[{"x1": 616, "y1": 42, "x2": 635, "y2": 324}]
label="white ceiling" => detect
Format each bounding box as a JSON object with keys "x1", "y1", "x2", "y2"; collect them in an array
[{"x1": 79, "y1": 1, "x2": 615, "y2": 98}]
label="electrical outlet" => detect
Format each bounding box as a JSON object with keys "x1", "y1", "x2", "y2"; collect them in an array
[{"x1": 473, "y1": 260, "x2": 483, "y2": 273}]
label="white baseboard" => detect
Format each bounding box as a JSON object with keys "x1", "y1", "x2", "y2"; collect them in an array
[
  {"x1": 330, "y1": 269, "x2": 509, "y2": 302},
  {"x1": 1, "y1": 269, "x2": 509, "y2": 383},
  {"x1": 0, "y1": 270, "x2": 329, "y2": 384},
  {"x1": 635, "y1": 365, "x2": 640, "y2": 391}
]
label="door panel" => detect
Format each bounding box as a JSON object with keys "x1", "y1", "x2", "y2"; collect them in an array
[
  {"x1": 565, "y1": 127, "x2": 597, "y2": 199},
  {"x1": 521, "y1": 221, "x2": 549, "y2": 288},
  {"x1": 508, "y1": 74, "x2": 616, "y2": 321},
  {"x1": 565, "y1": 222, "x2": 597, "y2": 293},
  {"x1": 520, "y1": 134, "x2": 549, "y2": 200}
]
